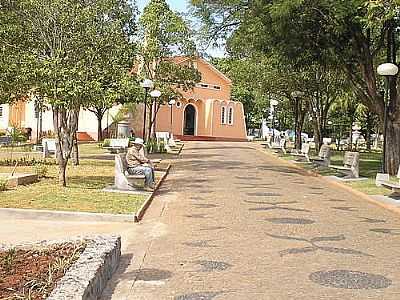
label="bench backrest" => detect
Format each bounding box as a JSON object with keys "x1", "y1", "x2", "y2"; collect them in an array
[
  {"x1": 318, "y1": 145, "x2": 331, "y2": 159},
  {"x1": 42, "y1": 139, "x2": 56, "y2": 151},
  {"x1": 156, "y1": 132, "x2": 170, "y2": 140},
  {"x1": 117, "y1": 154, "x2": 128, "y2": 173},
  {"x1": 343, "y1": 152, "x2": 359, "y2": 168},
  {"x1": 110, "y1": 138, "x2": 129, "y2": 148},
  {"x1": 301, "y1": 143, "x2": 310, "y2": 155}
]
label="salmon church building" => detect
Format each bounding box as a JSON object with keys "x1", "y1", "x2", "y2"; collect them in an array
[{"x1": 0, "y1": 57, "x2": 247, "y2": 142}]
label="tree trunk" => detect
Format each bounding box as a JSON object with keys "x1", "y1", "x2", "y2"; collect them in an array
[
  {"x1": 313, "y1": 120, "x2": 322, "y2": 153},
  {"x1": 97, "y1": 114, "x2": 103, "y2": 142},
  {"x1": 348, "y1": 117, "x2": 353, "y2": 151},
  {"x1": 385, "y1": 118, "x2": 400, "y2": 175},
  {"x1": 52, "y1": 106, "x2": 79, "y2": 187},
  {"x1": 72, "y1": 131, "x2": 79, "y2": 166}
]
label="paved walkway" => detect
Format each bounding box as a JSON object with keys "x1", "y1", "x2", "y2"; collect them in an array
[{"x1": 100, "y1": 142, "x2": 400, "y2": 299}]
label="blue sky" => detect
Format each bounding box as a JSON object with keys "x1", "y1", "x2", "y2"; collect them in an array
[{"x1": 135, "y1": 0, "x2": 225, "y2": 57}]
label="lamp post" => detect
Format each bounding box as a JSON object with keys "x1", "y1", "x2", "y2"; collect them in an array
[
  {"x1": 140, "y1": 79, "x2": 154, "y2": 141},
  {"x1": 169, "y1": 99, "x2": 176, "y2": 136},
  {"x1": 291, "y1": 91, "x2": 305, "y2": 149},
  {"x1": 377, "y1": 63, "x2": 399, "y2": 173},
  {"x1": 149, "y1": 89, "x2": 161, "y2": 140},
  {"x1": 270, "y1": 99, "x2": 279, "y2": 143}
]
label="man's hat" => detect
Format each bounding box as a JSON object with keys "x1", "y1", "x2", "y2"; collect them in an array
[{"x1": 133, "y1": 138, "x2": 144, "y2": 146}]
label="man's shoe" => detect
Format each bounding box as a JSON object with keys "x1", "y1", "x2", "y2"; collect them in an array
[{"x1": 144, "y1": 186, "x2": 154, "y2": 192}]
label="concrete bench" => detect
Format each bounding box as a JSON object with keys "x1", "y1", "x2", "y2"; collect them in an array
[
  {"x1": 0, "y1": 136, "x2": 11, "y2": 146},
  {"x1": 114, "y1": 154, "x2": 146, "y2": 190},
  {"x1": 376, "y1": 166, "x2": 400, "y2": 195},
  {"x1": 42, "y1": 138, "x2": 57, "y2": 158},
  {"x1": 330, "y1": 151, "x2": 360, "y2": 178},
  {"x1": 104, "y1": 138, "x2": 129, "y2": 154},
  {"x1": 291, "y1": 143, "x2": 310, "y2": 162},
  {"x1": 269, "y1": 139, "x2": 286, "y2": 154},
  {"x1": 311, "y1": 145, "x2": 331, "y2": 167}
]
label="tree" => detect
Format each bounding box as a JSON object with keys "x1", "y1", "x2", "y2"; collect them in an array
[
  {"x1": 83, "y1": 5, "x2": 139, "y2": 141},
  {"x1": 211, "y1": 57, "x2": 269, "y2": 129},
  {"x1": 2, "y1": 0, "x2": 137, "y2": 186},
  {"x1": 191, "y1": 0, "x2": 400, "y2": 174},
  {"x1": 0, "y1": 1, "x2": 30, "y2": 104},
  {"x1": 138, "y1": 0, "x2": 201, "y2": 140}
]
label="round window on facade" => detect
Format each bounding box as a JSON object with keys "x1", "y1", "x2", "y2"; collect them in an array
[{"x1": 176, "y1": 101, "x2": 182, "y2": 109}]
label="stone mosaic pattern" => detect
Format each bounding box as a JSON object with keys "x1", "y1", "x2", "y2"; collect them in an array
[
  {"x1": 265, "y1": 217, "x2": 315, "y2": 225},
  {"x1": 309, "y1": 270, "x2": 392, "y2": 289},
  {"x1": 106, "y1": 142, "x2": 400, "y2": 299},
  {"x1": 174, "y1": 291, "x2": 222, "y2": 300}
]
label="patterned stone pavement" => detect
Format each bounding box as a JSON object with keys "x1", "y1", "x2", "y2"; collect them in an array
[{"x1": 102, "y1": 142, "x2": 400, "y2": 300}]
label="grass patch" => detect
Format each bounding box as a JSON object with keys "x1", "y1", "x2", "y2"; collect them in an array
[
  {"x1": 0, "y1": 158, "x2": 147, "y2": 215},
  {"x1": 264, "y1": 146, "x2": 391, "y2": 196}
]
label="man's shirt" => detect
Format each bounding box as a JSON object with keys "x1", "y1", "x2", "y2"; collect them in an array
[{"x1": 126, "y1": 146, "x2": 149, "y2": 168}]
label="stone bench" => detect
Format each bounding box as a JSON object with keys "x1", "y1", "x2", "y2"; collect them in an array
[
  {"x1": 270, "y1": 139, "x2": 287, "y2": 154},
  {"x1": 114, "y1": 154, "x2": 146, "y2": 190},
  {"x1": 376, "y1": 166, "x2": 400, "y2": 195},
  {"x1": 311, "y1": 145, "x2": 331, "y2": 167},
  {"x1": 330, "y1": 151, "x2": 360, "y2": 178},
  {"x1": 42, "y1": 138, "x2": 57, "y2": 158},
  {"x1": 104, "y1": 138, "x2": 129, "y2": 154},
  {"x1": 291, "y1": 143, "x2": 310, "y2": 162}
]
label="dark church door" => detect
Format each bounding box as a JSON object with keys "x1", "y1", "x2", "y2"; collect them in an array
[{"x1": 184, "y1": 104, "x2": 196, "y2": 135}]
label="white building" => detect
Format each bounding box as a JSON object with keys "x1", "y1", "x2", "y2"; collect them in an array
[{"x1": 0, "y1": 99, "x2": 121, "y2": 141}]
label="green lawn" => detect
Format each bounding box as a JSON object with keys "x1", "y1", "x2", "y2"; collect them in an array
[
  {"x1": 0, "y1": 143, "x2": 151, "y2": 214},
  {"x1": 265, "y1": 145, "x2": 393, "y2": 196}
]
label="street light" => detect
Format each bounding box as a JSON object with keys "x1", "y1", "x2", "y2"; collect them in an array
[
  {"x1": 169, "y1": 99, "x2": 176, "y2": 136},
  {"x1": 291, "y1": 91, "x2": 305, "y2": 149},
  {"x1": 140, "y1": 79, "x2": 154, "y2": 141},
  {"x1": 149, "y1": 89, "x2": 161, "y2": 140},
  {"x1": 377, "y1": 63, "x2": 399, "y2": 173}
]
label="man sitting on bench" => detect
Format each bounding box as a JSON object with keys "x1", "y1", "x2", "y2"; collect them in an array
[{"x1": 126, "y1": 138, "x2": 155, "y2": 190}]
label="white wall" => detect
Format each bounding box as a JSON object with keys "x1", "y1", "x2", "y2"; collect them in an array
[
  {"x1": 0, "y1": 104, "x2": 10, "y2": 130},
  {"x1": 1, "y1": 99, "x2": 124, "y2": 141}
]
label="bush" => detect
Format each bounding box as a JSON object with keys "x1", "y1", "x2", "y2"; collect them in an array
[
  {"x1": 159, "y1": 141, "x2": 167, "y2": 153},
  {"x1": 0, "y1": 178, "x2": 7, "y2": 191},
  {"x1": 146, "y1": 139, "x2": 167, "y2": 154},
  {"x1": 0, "y1": 157, "x2": 57, "y2": 167},
  {"x1": 33, "y1": 163, "x2": 48, "y2": 178},
  {"x1": 102, "y1": 139, "x2": 111, "y2": 147}
]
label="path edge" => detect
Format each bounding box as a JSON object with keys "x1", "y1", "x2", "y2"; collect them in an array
[
  {"x1": 253, "y1": 144, "x2": 400, "y2": 216},
  {"x1": 134, "y1": 164, "x2": 172, "y2": 223}
]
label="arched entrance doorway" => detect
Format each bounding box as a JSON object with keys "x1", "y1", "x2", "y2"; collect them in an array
[{"x1": 184, "y1": 104, "x2": 196, "y2": 135}]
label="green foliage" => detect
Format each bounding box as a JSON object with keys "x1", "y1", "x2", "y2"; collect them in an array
[
  {"x1": 138, "y1": 0, "x2": 201, "y2": 106},
  {"x1": 1, "y1": 248, "x2": 16, "y2": 272},
  {"x1": 0, "y1": 178, "x2": 7, "y2": 192},
  {"x1": 0, "y1": 157, "x2": 56, "y2": 167},
  {"x1": 102, "y1": 139, "x2": 111, "y2": 148},
  {"x1": 33, "y1": 163, "x2": 48, "y2": 178},
  {"x1": 8, "y1": 127, "x2": 27, "y2": 145},
  {"x1": 145, "y1": 138, "x2": 167, "y2": 154}
]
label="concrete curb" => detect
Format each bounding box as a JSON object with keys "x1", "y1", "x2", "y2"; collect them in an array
[
  {"x1": 253, "y1": 145, "x2": 400, "y2": 216},
  {"x1": 0, "y1": 207, "x2": 135, "y2": 223},
  {"x1": 134, "y1": 164, "x2": 171, "y2": 222},
  {"x1": 48, "y1": 235, "x2": 121, "y2": 300}
]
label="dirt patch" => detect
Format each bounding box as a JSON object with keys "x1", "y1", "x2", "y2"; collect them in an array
[{"x1": 0, "y1": 242, "x2": 85, "y2": 300}]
